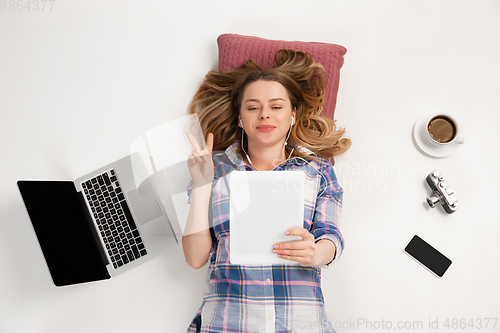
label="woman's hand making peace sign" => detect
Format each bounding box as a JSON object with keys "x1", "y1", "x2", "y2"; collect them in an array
[{"x1": 186, "y1": 132, "x2": 214, "y2": 187}]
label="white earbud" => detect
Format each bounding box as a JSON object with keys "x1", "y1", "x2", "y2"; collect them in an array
[
  {"x1": 291, "y1": 116, "x2": 294, "y2": 126},
  {"x1": 239, "y1": 119, "x2": 243, "y2": 127}
]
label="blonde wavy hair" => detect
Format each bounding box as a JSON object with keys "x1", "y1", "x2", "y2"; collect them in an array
[{"x1": 187, "y1": 49, "x2": 351, "y2": 162}]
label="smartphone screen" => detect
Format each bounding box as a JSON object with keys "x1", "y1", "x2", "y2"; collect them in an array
[{"x1": 404, "y1": 235, "x2": 452, "y2": 277}]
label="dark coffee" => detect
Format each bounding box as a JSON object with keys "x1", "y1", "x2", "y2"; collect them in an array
[{"x1": 427, "y1": 116, "x2": 457, "y2": 143}]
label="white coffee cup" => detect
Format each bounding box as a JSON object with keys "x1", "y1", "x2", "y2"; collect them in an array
[{"x1": 425, "y1": 113, "x2": 465, "y2": 146}]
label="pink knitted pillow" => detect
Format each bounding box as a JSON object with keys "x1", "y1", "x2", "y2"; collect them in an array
[{"x1": 217, "y1": 33, "x2": 347, "y2": 120}]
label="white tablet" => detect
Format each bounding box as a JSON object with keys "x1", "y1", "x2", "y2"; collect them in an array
[{"x1": 229, "y1": 170, "x2": 305, "y2": 265}]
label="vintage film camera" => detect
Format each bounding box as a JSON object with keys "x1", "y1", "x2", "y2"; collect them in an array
[{"x1": 426, "y1": 170, "x2": 459, "y2": 214}]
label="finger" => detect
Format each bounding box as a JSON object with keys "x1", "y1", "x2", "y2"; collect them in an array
[
  {"x1": 188, "y1": 153, "x2": 201, "y2": 165},
  {"x1": 192, "y1": 147, "x2": 210, "y2": 163},
  {"x1": 194, "y1": 147, "x2": 212, "y2": 164},
  {"x1": 206, "y1": 133, "x2": 214, "y2": 155},
  {"x1": 186, "y1": 131, "x2": 200, "y2": 151},
  {"x1": 274, "y1": 240, "x2": 315, "y2": 252},
  {"x1": 274, "y1": 229, "x2": 312, "y2": 248},
  {"x1": 187, "y1": 154, "x2": 199, "y2": 167},
  {"x1": 285, "y1": 228, "x2": 311, "y2": 239},
  {"x1": 274, "y1": 247, "x2": 312, "y2": 256},
  {"x1": 274, "y1": 241, "x2": 301, "y2": 251},
  {"x1": 192, "y1": 148, "x2": 204, "y2": 163}
]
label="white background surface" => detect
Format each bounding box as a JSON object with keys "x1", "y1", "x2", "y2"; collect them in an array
[{"x1": 1, "y1": 1, "x2": 500, "y2": 332}]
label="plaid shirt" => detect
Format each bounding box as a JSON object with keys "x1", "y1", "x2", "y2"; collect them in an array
[{"x1": 186, "y1": 142, "x2": 344, "y2": 333}]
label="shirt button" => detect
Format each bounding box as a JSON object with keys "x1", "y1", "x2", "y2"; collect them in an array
[{"x1": 265, "y1": 278, "x2": 271, "y2": 284}]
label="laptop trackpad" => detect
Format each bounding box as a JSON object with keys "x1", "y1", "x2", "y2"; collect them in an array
[{"x1": 126, "y1": 183, "x2": 163, "y2": 226}]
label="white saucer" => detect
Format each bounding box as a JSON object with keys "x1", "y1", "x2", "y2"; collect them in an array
[{"x1": 413, "y1": 112, "x2": 463, "y2": 158}]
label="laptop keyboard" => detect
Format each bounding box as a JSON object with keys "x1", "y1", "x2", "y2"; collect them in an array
[{"x1": 81, "y1": 169, "x2": 147, "y2": 269}]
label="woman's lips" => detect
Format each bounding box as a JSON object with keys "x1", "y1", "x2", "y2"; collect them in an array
[{"x1": 256, "y1": 125, "x2": 276, "y2": 132}]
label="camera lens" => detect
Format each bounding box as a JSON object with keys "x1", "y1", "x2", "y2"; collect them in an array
[{"x1": 426, "y1": 194, "x2": 441, "y2": 208}]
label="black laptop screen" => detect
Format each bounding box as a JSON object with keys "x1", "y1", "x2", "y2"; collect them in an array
[{"x1": 17, "y1": 180, "x2": 110, "y2": 286}]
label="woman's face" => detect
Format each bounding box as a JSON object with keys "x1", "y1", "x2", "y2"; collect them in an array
[{"x1": 238, "y1": 80, "x2": 295, "y2": 150}]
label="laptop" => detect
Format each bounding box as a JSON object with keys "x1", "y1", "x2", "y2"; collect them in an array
[
  {"x1": 17, "y1": 153, "x2": 178, "y2": 287},
  {"x1": 228, "y1": 170, "x2": 306, "y2": 265}
]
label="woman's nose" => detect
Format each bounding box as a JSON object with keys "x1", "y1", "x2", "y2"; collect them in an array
[{"x1": 259, "y1": 107, "x2": 271, "y2": 119}]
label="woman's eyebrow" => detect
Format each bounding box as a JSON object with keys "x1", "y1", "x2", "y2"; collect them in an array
[
  {"x1": 244, "y1": 98, "x2": 260, "y2": 104},
  {"x1": 244, "y1": 98, "x2": 286, "y2": 103}
]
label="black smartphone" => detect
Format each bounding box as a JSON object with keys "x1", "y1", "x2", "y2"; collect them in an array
[{"x1": 404, "y1": 235, "x2": 452, "y2": 278}]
